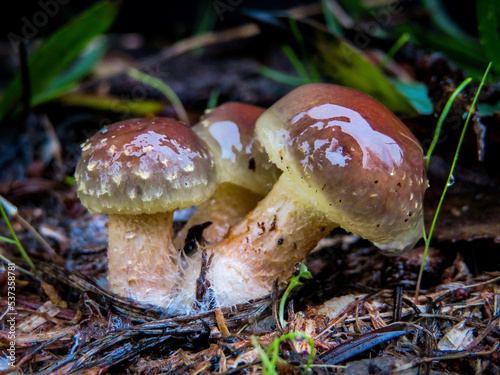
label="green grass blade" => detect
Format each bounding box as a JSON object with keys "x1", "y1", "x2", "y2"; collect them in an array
[
  {"x1": 206, "y1": 87, "x2": 221, "y2": 109},
  {"x1": 378, "y1": 32, "x2": 411, "y2": 71},
  {"x1": 281, "y1": 45, "x2": 313, "y2": 82},
  {"x1": 279, "y1": 263, "x2": 312, "y2": 328},
  {"x1": 399, "y1": 24, "x2": 487, "y2": 78},
  {"x1": 425, "y1": 78, "x2": 472, "y2": 169},
  {"x1": 251, "y1": 336, "x2": 277, "y2": 375},
  {"x1": 0, "y1": 196, "x2": 36, "y2": 270},
  {"x1": 321, "y1": 0, "x2": 344, "y2": 35},
  {"x1": 258, "y1": 65, "x2": 306, "y2": 87},
  {"x1": 128, "y1": 68, "x2": 189, "y2": 125},
  {"x1": 416, "y1": 62, "x2": 492, "y2": 298},
  {"x1": 0, "y1": 236, "x2": 17, "y2": 245},
  {"x1": 267, "y1": 332, "x2": 316, "y2": 374},
  {"x1": 288, "y1": 18, "x2": 321, "y2": 83}
]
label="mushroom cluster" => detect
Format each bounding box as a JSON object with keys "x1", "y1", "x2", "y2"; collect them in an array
[
  {"x1": 186, "y1": 83, "x2": 428, "y2": 309},
  {"x1": 75, "y1": 83, "x2": 427, "y2": 313}
]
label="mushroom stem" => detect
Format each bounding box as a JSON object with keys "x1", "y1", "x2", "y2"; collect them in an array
[
  {"x1": 206, "y1": 176, "x2": 338, "y2": 306},
  {"x1": 107, "y1": 212, "x2": 179, "y2": 306},
  {"x1": 174, "y1": 182, "x2": 263, "y2": 248}
]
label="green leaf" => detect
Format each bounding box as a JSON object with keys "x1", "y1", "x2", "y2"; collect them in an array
[
  {"x1": 389, "y1": 79, "x2": 433, "y2": 115},
  {"x1": 477, "y1": 0, "x2": 500, "y2": 75},
  {"x1": 34, "y1": 37, "x2": 109, "y2": 105},
  {"x1": 0, "y1": 1, "x2": 119, "y2": 121}
]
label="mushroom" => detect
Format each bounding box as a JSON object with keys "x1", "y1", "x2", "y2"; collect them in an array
[
  {"x1": 74, "y1": 117, "x2": 216, "y2": 306},
  {"x1": 174, "y1": 102, "x2": 281, "y2": 248},
  {"x1": 196, "y1": 83, "x2": 428, "y2": 307}
]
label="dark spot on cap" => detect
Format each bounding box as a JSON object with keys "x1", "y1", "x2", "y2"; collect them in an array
[
  {"x1": 248, "y1": 157, "x2": 256, "y2": 171},
  {"x1": 277, "y1": 238, "x2": 284, "y2": 245}
]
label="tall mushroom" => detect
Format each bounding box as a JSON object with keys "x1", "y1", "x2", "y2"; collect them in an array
[
  {"x1": 174, "y1": 102, "x2": 280, "y2": 248},
  {"x1": 75, "y1": 117, "x2": 216, "y2": 306},
  {"x1": 194, "y1": 83, "x2": 428, "y2": 307}
]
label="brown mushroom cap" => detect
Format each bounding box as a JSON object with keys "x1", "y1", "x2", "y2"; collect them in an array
[
  {"x1": 256, "y1": 83, "x2": 427, "y2": 253},
  {"x1": 75, "y1": 117, "x2": 216, "y2": 214},
  {"x1": 193, "y1": 103, "x2": 280, "y2": 195}
]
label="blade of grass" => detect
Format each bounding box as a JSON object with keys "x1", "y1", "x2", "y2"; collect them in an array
[
  {"x1": 378, "y1": 32, "x2": 411, "y2": 71},
  {"x1": 257, "y1": 65, "x2": 307, "y2": 87},
  {"x1": 128, "y1": 68, "x2": 189, "y2": 125},
  {"x1": 416, "y1": 62, "x2": 492, "y2": 300},
  {"x1": 0, "y1": 195, "x2": 35, "y2": 270},
  {"x1": 1, "y1": 194, "x2": 61, "y2": 262},
  {"x1": 282, "y1": 44, "x2": 314, "y2": 83},
  {"x1": 320, "y1": 0, "x2": 344, "y2": 35},
  {"x1": 267, "y1": 332, "x2": 315, "y2": 374},
  {"x1": 425, "y1": 78, "x2": 472, "y2": 169},
  {"x1": 279, "y1": 263, "x2": 312, "y2": 328},
  {"x1": 206, "y1": 87, "x2": 221, "y2": 110},
  {"x1": 399, "y1": 24, "x2": 487, "y2": 79},
  {"x1": 251, "y1": 336, "x2": 276, "y2": 375},
  {"x1": 252, "y1": 332, "x2": 316, "y2": 375},
  {"x1": 0, "y1": 236, "x2": 17, "y2": 245},
  {"x1": 288, "y1": 18, "x2": 321, "y2": 82}
]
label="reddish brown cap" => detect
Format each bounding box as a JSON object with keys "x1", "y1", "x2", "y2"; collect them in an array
[
  {"x1": 75, "y1": 117, "x2": 216, "y2": 214},
  {"x1": 256, "y1": 83, "x2": 427, "y2": 253},
  {"x1": 194, "y1": 103, "x2": 280, "y2": 195}
]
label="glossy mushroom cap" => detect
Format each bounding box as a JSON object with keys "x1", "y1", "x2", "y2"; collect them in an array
[
  {"x1": 75, "y1": 117, "x2": 216, "y2": 214},
  {"x1": 194, "y1": 103, "x2": 280, "y2": 195},
  {"x1": 256, "y1": 83, "x2": 427, "y2": 253}
]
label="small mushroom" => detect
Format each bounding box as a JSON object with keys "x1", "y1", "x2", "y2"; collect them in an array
[
  {"x1": 174, "y1": 102, "x2": 281, "y2": 248},
  {"x1": 75, "y1": 117, "x2": 216, "y2": 306},
  {"x1": 197, "y1": 83, "x2": 428, "y2": 307}
]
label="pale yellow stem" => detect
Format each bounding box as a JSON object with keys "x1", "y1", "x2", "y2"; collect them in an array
[{"x1": 107, "y1": 212, "x2": 179, "y2": 306}]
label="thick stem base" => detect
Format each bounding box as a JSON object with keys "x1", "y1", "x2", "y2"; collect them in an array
[
  {"x1": 107, "y1": 212, "x2": 179, "y2": 307},
  {"x1": 205, "y1": 178, "x2": 337, "y2": 306}
]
